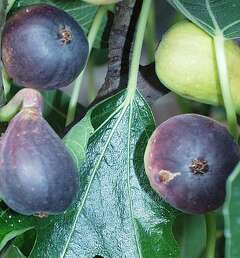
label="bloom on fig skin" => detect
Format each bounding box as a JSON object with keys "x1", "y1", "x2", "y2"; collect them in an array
[
  {"x1": 144, "y1": 114, "x2": 240, "y2": 214},
  {"x1": 155, "y1": 21, "x2": 240, "y2": 111}
]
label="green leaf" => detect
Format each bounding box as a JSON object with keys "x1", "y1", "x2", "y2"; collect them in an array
[
  {"x1": 12, "y1": 229, "x2": 36, "y2": 257},
  {"x1": 1, "y1": 244, "x2": 26, "y2": 258},
  {"x1": 167, "y1": 0, "x2": 240, "y2": 39},
  {"x1": 175, "y1": 214, "x2": 206, "y2": 258},
  {"x1": 0, "y1": 207, "x2": 36, "y2": 251},
  {"x1": 223, "y1": 162, "x2": 240, "y2": 258},
  {"x1": 64, "y1": 114, "x2": 94, "y2": 169},
  {"x1": 29, "y1": 90, "x2": 179, "y2": 258},
  {"x1": 11, "y1": 0, "x2": 107, "y2": 48}
]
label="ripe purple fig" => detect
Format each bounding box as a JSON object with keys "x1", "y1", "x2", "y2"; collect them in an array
[
  {"x1": 0, "y1": 107, "x2": 79, "y2": 215},
  {"x1": 144, "y1": 114, "x2": 240, "y2": 214},
  {"x1": 2, "y1": 4, "x2": 89, "y2": 90}
]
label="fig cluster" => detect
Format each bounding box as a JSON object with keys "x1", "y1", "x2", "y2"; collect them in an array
[
  {"x1": 0, "y1": 3, "x2": 86, "y2": 215},
  {"x1": 2, "y1": 4, "x2": 89, "y2": 90},
  {"x1": 144, "y1": 114, "x2": 240, "y2": 214}
]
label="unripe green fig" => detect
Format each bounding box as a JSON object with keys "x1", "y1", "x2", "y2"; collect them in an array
[
  {"x1": 0, "y1": 107, "x2": 79, "y2": 216},
  {"x1": 83, "y1": 0, "x2": 120, "y2": 5},
  {"x1": 155, "y1": 21, "x2": 240, "y2": 111}
]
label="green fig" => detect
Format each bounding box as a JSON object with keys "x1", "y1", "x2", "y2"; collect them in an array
[{"x1": 155, "y1": 21, "x2": 240, "y2": 111}]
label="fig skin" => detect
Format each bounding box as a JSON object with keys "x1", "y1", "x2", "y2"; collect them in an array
[
  {"x1": 0, "y1": 108, "x2": 79, "y2": 215},
  {"x1": 2, "y1": 4, "x2": 89, "y2": 90},
  {"x1": 155, "y1": 21, "x2": 240, "y2": 111},
  {"x1": 144, "y1": 114, "x2": 240, "y2": 214}
]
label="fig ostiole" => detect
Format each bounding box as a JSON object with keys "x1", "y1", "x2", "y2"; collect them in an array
[
  {"x1": 144, "y1": 114, "x2": 240, "y2": 214},
  {"x1": 0, "y1": 90, "x2": 79, "y2": 216},
  {"x1": 2, "y1": 4, "x2": 89, "y2": 90},
  {"x1": 155, "y1": 21, "x2": 240, "y2": 111}
]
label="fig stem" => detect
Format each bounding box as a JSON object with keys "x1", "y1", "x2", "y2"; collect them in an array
[
  {"x1": 0, "y1": 88, "x2": 43, "y2": 121},
  {"x1": 214, "y1": 33, "x2": 238, "y2": 140},
  {"x1": 65, "y1": 6, "x2": 108, "y2": 126},
  {"x1": 124, "y1": 0, "x2": 152, "y2": 105},
  {"x1": 205, "y1": 212, "x2": 216, "y2": 258}
]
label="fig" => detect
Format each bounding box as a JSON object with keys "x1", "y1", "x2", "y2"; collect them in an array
[
  {"x1": 155, "y1": 21, "x2": 240, "y2": 111},
  {"x1": 144, "y1": 114, "x2": 240, "y2": 214},
  {"x1": 0, "y1": 107, "x2": 79, "y2": 215},
  {"x1": 2, "y1": 4, "x2": 89, "y2": 90}
]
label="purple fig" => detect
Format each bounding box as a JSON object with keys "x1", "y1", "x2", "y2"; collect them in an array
[
  {"x1": 0, "y1": 107, "x2": 79, "y2": 215},
  {"x1": 144, "y1": 114, "x2": 240, "y2": 214}
]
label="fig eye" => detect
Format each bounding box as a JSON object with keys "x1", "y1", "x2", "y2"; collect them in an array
[{"x1": 190, "y1": 159, "x2": 209, "y2": 174}]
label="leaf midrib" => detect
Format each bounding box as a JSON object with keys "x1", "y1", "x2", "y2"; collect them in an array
[{"x1": 60, "y1": 103, "x2": 129, "y2": 258}]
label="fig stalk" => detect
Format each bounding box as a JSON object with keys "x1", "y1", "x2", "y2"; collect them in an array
[{"x1": 0, "y1": 88, "x2": 43, "y2": 121}]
